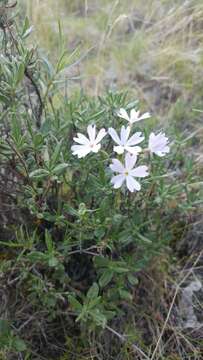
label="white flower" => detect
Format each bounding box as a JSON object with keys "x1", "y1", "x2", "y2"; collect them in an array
[
  {"x1": 71, "y1": 125, "x2": 106, "y2": 158},
  {"x1": 108, "y1": 126, "x2": 144, "y2": 155},
  {"x1": 110, "y1": 153, "x2": 149, "y2": 192},
  {"x1": 148, "y1": 132, "x2": 170, "y2": 157},
  {"x1": 117, "y1": 108, "x2": 150, "y2": 125}
]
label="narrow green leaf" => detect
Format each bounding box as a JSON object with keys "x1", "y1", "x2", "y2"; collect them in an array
[
  {"x1": 48, "y1": 256, "x2": 58, "y2": 267},
  {"x1": 119, "y1": 289, "x2": 133, "y2": 301},
  {"x1": 52, "y1": 163, "x2": 69, "y2": 175},
  {"x1": 99, "y1": 270, "x2": 113, "y2": 288},
  {"x1": 127, "y1": 274, "x2": 139, "y2": 286},
  {"x1": 50, "y1": 140, "x2": 63, "y2": 167},
  {"x1": 87, "y1": 282, "x2": 99, "y2": 300},
  {"x1": 29, "y1": 168, "x2": 49, "y2": 179},
  {"x1": 15, "y1": 63, "x2": 25, "y2": 86},
  {"x1": 68, "y1": 295, "x2": 82, "y2": 312}
]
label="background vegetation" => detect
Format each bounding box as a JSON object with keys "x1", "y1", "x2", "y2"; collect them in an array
[{"x1": 0, "y1": 0, "x2": 202, "y2": 359}]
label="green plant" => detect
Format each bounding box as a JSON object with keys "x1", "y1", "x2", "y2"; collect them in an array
[{"x1": 0, "y1": 4, "x2": 202, "y2": 360}]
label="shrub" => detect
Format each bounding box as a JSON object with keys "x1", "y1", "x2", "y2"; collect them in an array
[{"x1": 0, "y1": 4, "x2": 200, "y2": 359}]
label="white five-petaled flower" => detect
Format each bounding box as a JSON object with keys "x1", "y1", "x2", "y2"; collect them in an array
[
  {"x1": 110, "y1": 153, "x2": 149, "y2": 192},
  {"x1": 148, "y1": 132, "x2": 170, "y2": 157},
  {"x1": 117, "y1": 108, "x2": 150, "y2": 125},
  {"x1": 71, "y1": 124, "x2": 106, "y2": 158},
  {"x1": 108, "y1": 126, "x2": 144, "y2": 155}
]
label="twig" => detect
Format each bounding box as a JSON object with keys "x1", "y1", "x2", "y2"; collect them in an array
[
  {"x1": 16, "y1": 315, "x2": 35, "y2": 332},
  {"x1": 106, "y1": 325, "x2": 150, "y2": 360},
  {"x1": 5, "y1": 137, "x2": 30, "y2": 182},
  {"x1": 150, "y1": 251, "x2": 203, "y2": 360},
  {"x1": 5, "y1": 19, "x2": 43, "y2": 128},
  {"x1": 67, "y1": 245, "x2": 99, "y2": 256},
  {"x1": 25, "y1": 68, "x2": 43, "y2": 128}
]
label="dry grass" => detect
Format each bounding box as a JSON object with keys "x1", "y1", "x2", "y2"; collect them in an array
[
  {"x1": 20, "y1": 0, "x2": 203, "y2": 167},
  {"x1": 21, "y1": 0, "x2": 203, "y2": 105}
]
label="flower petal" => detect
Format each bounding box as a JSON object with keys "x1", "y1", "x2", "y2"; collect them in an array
[
  {"x1": 156, "y1": 146, "x2": 170, "y2": 157},
  {"x1": 163, "y1": 145, "x2": 170, "y2": 153},
  {"x1": 73, "y1": 133, "x2": 90, "y2": 145},
  {"x1": 117, "y1": 108, "x2": 130, "y2": 121},
  {"x1": 120, "y1": 126, "x2": 130, "y2": 145},
  {"x1": 95, "y1": 128, "x2": 106, "y2": 144},
  {"x1": 71, "y1": 144, "x2": 91, "y2": 158},
  {"x1": 127, "y1": 132, "x2": 144, "y2": 146},
  {"x1": 138, "y1": 112, "x2": 150, "y2": 120},
  {"x1": 111, "y1": 174, "x2": 125, "y2": 189},
  {"x1": 125, "y1": 146, "x2": 142, "y2": 155},
  {"x1": 87, "y1": 124, "x2": 96, "y2": 143},
  {"x1": 114, "y1": 145, "x2": 124, "y2": 154},
  {"x1": 92, "y1": 144, "x2": 101, "y2": 153},
  {"x1": 126, "y1": 175, "x2": 141, "y2": 192},
  {"x1": 149, "y1": 132, "x2": 169, "y2": 156},
  {"x1": 125, "y1": 153, "x2": 137, "y2": 170},
  {"x1": 108, "y1": 127, "x2": 121, "y2": 145},
  {"x1": 156, "y1": 151, "x2": 165, "y2": 157},
  {"x1": 130, "y1": 165, "x2": 149, "y2": 177},
  {"x1": 110, "y1": 159, "x2": 125, "y2": 173},
  {"x1": 130, "y1": 109, "x2": 139, "y2": 123},
  {"x1": 149, "y1": 132, "x2": 156, "y2": 143}
]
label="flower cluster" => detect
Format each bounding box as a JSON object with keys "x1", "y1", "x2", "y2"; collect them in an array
[{"x1": 71, "y1": 107, "x2": 170, "y2": 192}]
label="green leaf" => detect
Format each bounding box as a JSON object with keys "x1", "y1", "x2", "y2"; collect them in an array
[
  {"x1": 127, "y1": 274, "x2": 139, "y2": 286},
  {"x1": 87, "y1": 282, "x2": 99, "y2": 300},
  {"x1": 99, "y1": 270, "x2": 113, "y2": 288},
  {"x1": 119, "y1": 289, "x2": 133, "y2": 301},
  {"x1": 22, "y1": 26, "x2": 34, "y2": 39},
  {"x1": 113, "y1": 267, "x2": 129, "y2": 274},
  {"x1": 52, "y1": 163, "x2": 69, "y2": 175},
  {"x1": 21, "y1": 17, "x2": 29, "y2": 36},
  {"x1": 68, "y1": 295, "x2": 82, "y2": 312},
  {"x1": 0, "y1": 320, "x2": 10, "y2": 336},
  {"x1": 88, "y1": 109, "x2": 105, "y2": 121},
  {"x1": 27, "y1": 251, "x2": 47, "y2": 263},
  {"x1": 33, "y1": 134, "x2": 44, "y2": 148},
  {"x1": 56, "y1": 51, "x2": 70, "y2": 72},
  {"x1": 13, "y1": 337, "x2": 27, "y2": 352},
  {"x1": 11, "y1": 117, "x2": 21, "y2": 143},
  {"x1": 21, "y1": 18, "x2": 34, "y2": 39},
  {"x1": 88, "y1": 296, "x2": 101, "y2": 309},
  {"x1": 118, "y1": 230, "x2": 133, "y2": 245},
  {"x1": 94, "y1": 256, "x2": 109, "y2": 268},
  {"x1": 48, "y1": 256, "x2": 59, "y2": 267},
  {"x1": 126, "y1": 100, "x2": 138, "y2": 110},
  {"x1": 50, "y1": 140, "x2": 63, "y2": 167},
  {"x1": 92, "y1": 309, "x2": 107, "y2": 328},
  {"x1": 29, "y1": 168, "x2": 49, "y2": 179},
  {"x1": 15, "y1": 63, "x2": 25, "y2": 86},
  {"x1": 94, "y1": 227, "x2": 105, "y2": 240},
  {"x1": 41, "y1": 56, "x2": 55, "y2": 77},
  {"x1": 135, "y1": 232, "x2": 152, "y2": 244},
  {"x1": 111, "y1": 261, "x2": 129, "y2": 274},
  {"x1": 45, "y1": 229, "x2": 53, "y2": 252}
]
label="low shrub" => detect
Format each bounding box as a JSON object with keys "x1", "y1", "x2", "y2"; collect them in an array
[{"x1": 0, "y1": 4, "x2": 201, "y2": 359}]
